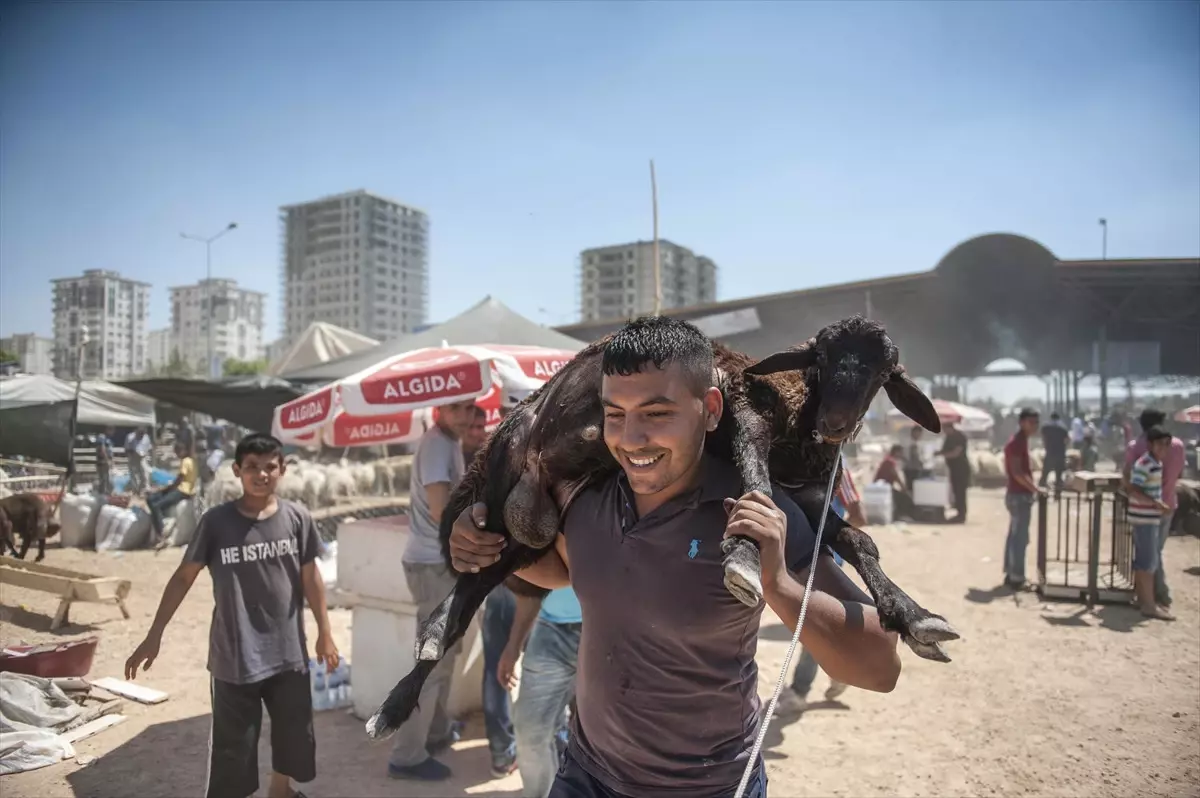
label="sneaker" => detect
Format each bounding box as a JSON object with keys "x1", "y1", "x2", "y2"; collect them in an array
[
  {"x1": 824, "y1": 681, "x2": 848, "y2": 701},
  {"x1": 388, "y1": 758, "x2": 452, "y2": 781},
  {"x1": 1142, "y1": 606, "x2": 1175, "y2": 621},
  {"x1": 775, "y1": 691, "x2": 807, "y2": 715},
  {"x1": 491, "y1": 755, "x2": 518, "y2": 778}
]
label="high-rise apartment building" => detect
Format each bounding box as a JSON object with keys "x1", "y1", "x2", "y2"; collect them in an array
[
  {"x1": 0, "y1": 333, "x2": 55, "y2": 375},
  {"x1": 170, "y1": 279, "x2": 265, "y2": 376},
  {"x1": 578, "y1": 240, "x2": 717, "y2": 322},
  {"x1": 145, "y1": 328, "x2": 174, "y2": 373},
  {"x1": 51, "y1": 270, "x2": 150, "y2": 379},
  {"x1": 280, "y1": 189, "x2": 429, "y2": 342}
]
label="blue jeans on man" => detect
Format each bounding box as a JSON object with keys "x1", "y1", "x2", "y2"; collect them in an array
[
  {"x1": 147, "y1": 488, "x2": 187, "y2": 542},
  {"x1": 481, "y1": 583, "x2": 517, "y2": 773},
  {"x1": 1004, "y1": 492, "x2": 1035, "y2": 585},
  {"x1": 515, "y1": 617, "x2": 580, "y2": 798}
]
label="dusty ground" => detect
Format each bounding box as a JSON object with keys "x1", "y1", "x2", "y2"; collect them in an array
[{"x1": 2, "y1": 489, "x2": 1198, "y2": 798}]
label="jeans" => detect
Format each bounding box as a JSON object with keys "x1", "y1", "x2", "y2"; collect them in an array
[
  {"x1": 1039, "y1": 458, "x2": 1066, "y2": 493},
  {"x1": 549, "y1": 747, "x2": 766, "y2": 798},
  {"x1": 1004, "y1": 492, "x2": 1035, "y2": 584},
  {"x1": 949, "y1": 467, "x2": 969, "y2": 520},
  {"x1": 148, "y1": 488, "x2": 187, "y2": 540},
  {"x1": 95, "y1": 462, "x2": 112, "y2": 496},
  {"x1": 390, "y1": 562, "x2": 461, "y2": 768},
  {"x1": 1156, "y1": 511, "x2": 1174, "y2": 606},
  {"x1": 515, "y1": 618, "x2": 581, "y2": 798},
  {"x1": 790, "y1": 647, "x2": 820, "y2": 698},
  {"x1": 127, "y1": 453, "x2": 146, "y2": 493},
  {"x1": 481, "y1": 583, "x2": 517, "y2": 765}
]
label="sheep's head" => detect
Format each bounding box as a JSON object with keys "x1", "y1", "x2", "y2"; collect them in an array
[{"x1": 744, "y1": 315, "x2": 941, "y2": 442}]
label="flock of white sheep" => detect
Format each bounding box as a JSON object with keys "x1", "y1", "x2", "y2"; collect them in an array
[{"x1": 205, "y1": 456, "x2": 414, "y2": 509}]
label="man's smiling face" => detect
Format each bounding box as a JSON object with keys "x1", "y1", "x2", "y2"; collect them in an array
[{"x1": 601, "y1": 361, "x2": 720, "y2": 502}]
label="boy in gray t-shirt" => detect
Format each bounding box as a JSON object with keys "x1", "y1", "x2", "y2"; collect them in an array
[{"x1": 126, "y1": 433, "x2": 339, "y2": 798}]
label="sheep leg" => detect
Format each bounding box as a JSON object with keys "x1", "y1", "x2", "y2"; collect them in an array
[
  {"x1": 788, "y1": 484, "x2": 959, "y2": 662},
  {"x1": 723, "y1": 403, "x2": 770, "y2": 608},
  {"x1": 16, "y1": 533, "x2": 30, "y2": 560},
  {"x1": 366, "y1": 544, "x2": 535, "y2": 740}
]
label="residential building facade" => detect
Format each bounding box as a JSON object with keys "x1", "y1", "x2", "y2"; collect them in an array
[
  {"x1": 0, "y1": 333, "x2": 55, "y2": 375},
  {"x1": 280, "y1": 189, "x2": 429, "y2": 342},
  {"x1": 170, "y1": 279, "x2": 266, "y2": 376},
  {"x1": 578, "y1": 240, "x2": 717, "y2": 322},
  {"x1": 51, "y1": 270, "x2": 150, "y2": 379},
  {"x1": 145, "y1": 328, "x2": 174, "y2": 373}
]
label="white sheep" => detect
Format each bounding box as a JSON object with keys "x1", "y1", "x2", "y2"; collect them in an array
[
  {"x1": 205, "y1": 461, "x2": 243, "y2": 506},
  {"x1": 323, "y1": 465, "x2": 358, "y2": 505},
  {"x1": 277, "y1": 469, "x2": 306, "y2": 503},
  {"x1": 352, "y1": 463, "x2": 376, "y2": 495}
]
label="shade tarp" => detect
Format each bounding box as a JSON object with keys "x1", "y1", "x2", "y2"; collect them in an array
[
  {"x1": 118, "y1": 377, "x2": 303, "y2": 433},
  {"x1": 267, "y1": 321, "x2": 380, "y2": 377},
  {"x1": 281, "y1": 296, "x2": 587, "y2": 381},
  {"x1": 1, "y1": 374, "x2": 157, "y2": 466}
]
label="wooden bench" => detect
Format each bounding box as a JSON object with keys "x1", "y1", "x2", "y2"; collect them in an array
[{"x1": 0, "y1": 557, "x2": 131, "y2": 630}]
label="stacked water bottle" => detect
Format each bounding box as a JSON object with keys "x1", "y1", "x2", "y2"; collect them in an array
[{"x1": 309, "y1": 657, "x2": 353, "y2": 711}]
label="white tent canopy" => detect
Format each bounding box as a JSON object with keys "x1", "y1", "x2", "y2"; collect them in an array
[
  {"x1": 268, "y1": 322, "x2": 380, "y2": 377},
  {"x1": 0, "y1": 374, "x2": 155, "y2": 427}
]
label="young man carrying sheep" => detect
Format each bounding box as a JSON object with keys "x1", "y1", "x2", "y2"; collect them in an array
[{"x1": 448, "y1": 316, "x2": 901, "y2": 798}]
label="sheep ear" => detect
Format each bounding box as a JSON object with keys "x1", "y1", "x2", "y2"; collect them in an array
[
  {"x1": 884, "y1": 368, "x2": 941, "y2": 433},
  {"x1": 744, "y1": 340, "x2": 817, "y2": 376}
]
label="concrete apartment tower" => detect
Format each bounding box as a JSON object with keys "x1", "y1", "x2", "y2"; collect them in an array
[
  {"x1": 280, "y1": 189, "x2": 429, "y2": 344},
  {"x1": 51, "y1": 269, "x2": 150, "y2": 379},
  {"x1": 169, "y1": 279, "x2": 266, "y2": 375},
  {"x1": 578, "y1": 240, "x2": 717, "y2": 322}
]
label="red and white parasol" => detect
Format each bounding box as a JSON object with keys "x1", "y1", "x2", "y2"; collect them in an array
[
  {"x1": 272, "y1": 344, "x2": 576, "y2": 448},
  {"x1": 887, "y1": 399, "x2": 993, "y2": 432},
  {"x1": 1175, "y1": 405, "x2": 1200, "y2": 424}
]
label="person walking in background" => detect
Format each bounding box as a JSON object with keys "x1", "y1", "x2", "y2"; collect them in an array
[
  {"x1": 94, "y1": 426, "x2": 114, "y2": 496},
  {"x1": 940, "y1": 420, "x2": 970, "y2": 523},
  {"x1": 462, "y1": 405, "x2": 489, "y2": 462},
  {"x1": 389, "y1": 397, "x2": 477, "y2": 782},
  {"x1": 874, "y1": 444, "x2": 914, "y2": 520},
  {"x1": 508, "y1": 587, "x2": 583, "y2": 798},
  {"x1": 904, "y1": 425, "x2": 925, "y2": 491},
  {"x1": 1040, "y1": 412, "x2": 1070, "y2": 496},
  {"x1": 124, "y1": 426, "x2": 148, "y2": 494},
  {"x1": 1003, "y1": 408, "x2": 1042, "y2": 590},
  {"x1": 1124, "y1": 408, "x2": 1186, "y2": 611},
  {"x1": 1125, "y1": 426, "x2": 1175, "y2": 621}
]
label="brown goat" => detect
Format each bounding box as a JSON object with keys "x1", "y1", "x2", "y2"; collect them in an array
[{"x1": 0, "y1": 493, "x2": 61, "y2": 562}]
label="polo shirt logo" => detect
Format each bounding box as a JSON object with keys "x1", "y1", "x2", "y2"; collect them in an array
[{"x1": 688, "y1": 539, "x2": 700, "y2": 559}]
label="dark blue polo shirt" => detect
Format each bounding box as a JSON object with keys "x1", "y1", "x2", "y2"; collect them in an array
[{"x1": 564, "y1": 454, "x2": 819, "y2": 797}]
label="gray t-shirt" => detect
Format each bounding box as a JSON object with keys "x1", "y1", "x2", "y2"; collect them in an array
[
  {"x1": 403, "y1": 426, "x2": 465, "y2": 565},
  {"x1": 184, "y1": 499, "x2": 320, "y2": 685}
]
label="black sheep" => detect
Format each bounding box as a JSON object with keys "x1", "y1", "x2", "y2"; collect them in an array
[
  {"x1": 0, "y1": 493, "x2": 61, "y2": 562},
  {"x1": 367, "y1": 315, "x2": 959, "y2": 739}
]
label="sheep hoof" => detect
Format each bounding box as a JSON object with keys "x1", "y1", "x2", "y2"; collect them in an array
[
  {"x1": 721, "y1": 536, "x2": 763, "y2": 608},
  {"x1": 364, "y1": 711, "x2": 394, "y2": 740},
  {"x1": 905, "y1": 638, "x2": 951, "y2": 663},
  {"x1": 909, "y1": 614, "x2": 960, "y2": 645}
]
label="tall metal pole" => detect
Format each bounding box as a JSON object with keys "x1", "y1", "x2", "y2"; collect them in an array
[
  {"x1": 650, "y1": 159, "x2": 661, "y2": 316},
  {"x1": 181, "y1": 222, "x2": 237, "y2": 379},
  {"x1": 1099, "y1": 218, "x2": 1108, "y2": 260},
  {"x1": 1097, "y1": 218, "x2": 1109, "y2": 419}
]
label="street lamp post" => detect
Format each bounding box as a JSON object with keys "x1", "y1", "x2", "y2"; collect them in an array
[
  {"x1": 1098, "y1": 218, "x2": 1107, "y2": 260},
  {"x1": 181, "y1": 222, "x2": 238, "y2": 379}
]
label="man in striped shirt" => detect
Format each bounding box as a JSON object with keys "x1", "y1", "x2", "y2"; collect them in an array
[{"x1": 1127, "y1": 427, "x2": 1174, "y2": 621}]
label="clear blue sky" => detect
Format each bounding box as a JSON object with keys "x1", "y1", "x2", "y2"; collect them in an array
[{"x1": 3, "y1": 1, "x2": 1198, "y2": 352}]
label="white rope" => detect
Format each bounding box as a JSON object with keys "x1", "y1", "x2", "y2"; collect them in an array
[{"x1": 734, "y1": 442, "x2": 844, "y2": 798}]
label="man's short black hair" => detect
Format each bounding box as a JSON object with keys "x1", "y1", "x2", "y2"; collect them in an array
[
  {"x1": 1139, "y1": 408, "x2": 1166, "y2": 432},
  {"x1": 235, "y1": 432, "x2": 284, "y2": 466},
  {"x1": 1050, "y1": 412, "x2": 1060, "y2": 421},
  {"x1": 1145, "y1": 425, "x2": 1171, "y2": 444},
  {"x1": 601, "y1": 315, "x2": 713, "y2": 397},
  {"x1": 1018, "y1": 407, "x2": 1040, "y2": 421},
  {"x1": 471, "y1": 405, "x2": 486, "y2": 421},
  {"x1": 890, "y1": 444, "x2": 905, "y2": 456}
]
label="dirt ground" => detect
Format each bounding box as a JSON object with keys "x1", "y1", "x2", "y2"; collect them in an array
[{"x1": 2, "y1": 489, "x2": 1198, "y2": 798}]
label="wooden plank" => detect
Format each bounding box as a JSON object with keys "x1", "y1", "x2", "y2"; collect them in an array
[
  {"x1": 61, "y1": 714, "x2": 127, "y2": 744},
  {"x1": 0, "y1": 565, "x2": 76, "y2": 596},
  {"x1": 91, "y1": 677, "x2": 169, "y2": 705},
  {"x1": 0, "y1": 557, "x2": 102, "y2": 581}
]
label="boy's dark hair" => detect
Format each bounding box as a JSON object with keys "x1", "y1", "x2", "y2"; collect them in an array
[
  {"x1": 1145, "y1": 426, "x2": 1171, "y2": 444},
  {"x1": 890, "y1": 444, "x2": 905, "y2": 456},
  {"x1": 1139, "y1": 408, "x2": 1166, "y2": 432},
  {"x1": 601, "y1": 315, "x2": 713, "y2": 397},
  {"x1": 1018, "y1": 407, "x2": 1040, "y2": 421},
  {"x1": 234, "y1": 432, "x2": 284, "y2": 466},
  {"x1": 471, "y1": 405, "x2": 487, "y2": 421}
]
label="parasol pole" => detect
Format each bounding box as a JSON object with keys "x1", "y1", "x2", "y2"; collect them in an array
[{"x1": 651, "y1": 159, "x2": 662, "y2": 316}]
